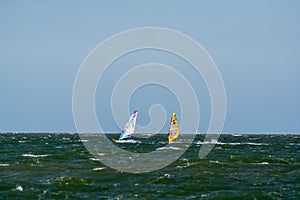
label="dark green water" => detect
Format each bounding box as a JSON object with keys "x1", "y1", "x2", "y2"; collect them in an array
[{"x1": 0, "y1": 133, "x2": 299, "y2": 199}]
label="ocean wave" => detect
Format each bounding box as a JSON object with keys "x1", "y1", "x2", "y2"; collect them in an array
[
  {"x1": 89, "y1": 158, "x2": 100, "y2": 161},
  {"x1": 209, "y1": 160, "x2": 221, "y2": 164},
  {"x1": 0, "y1": 133, "x2": 299, "y2": 199},
  {"x1": 254, "y1": 162, "x2": 269, "y2": 165},
  {"x1": 157, "y1": 146, "x2": 181, "y2": 150},
  {"x1": 22, "y1": 154, "x2": 48, "y2": 158},
  {"x1": 288, "y1": 143, "x2": 300, "y2": 146},
  {"x1": 93, "y1": 167, "x2": 106, "y2": 171},
  {"x1": 15, "y1": 185, "x2": 23, "y2": 192},
  {"x1": 195, "y1": 141, "x2": 268, "y2": 146},
  {"x1": 114, "y1": 139, "x2": 141, "y2": 144}
]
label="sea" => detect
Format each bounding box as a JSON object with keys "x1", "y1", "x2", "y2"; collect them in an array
[{"x1": 0, "y1": 133, "x2": 299, "y2": 199}]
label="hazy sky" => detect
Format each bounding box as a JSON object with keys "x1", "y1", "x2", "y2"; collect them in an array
[{"x1": 1, "y1": 1, "x2": 299, "y2": 133}]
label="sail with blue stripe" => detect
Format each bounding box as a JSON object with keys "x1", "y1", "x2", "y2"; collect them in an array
[{"x1": 118, "y1": 110, "x2": 138, "y2": 140}]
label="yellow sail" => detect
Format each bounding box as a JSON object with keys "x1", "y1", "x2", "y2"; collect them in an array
[{"x1": 168, "y1": 112, "x2": 178, "y2": 142}]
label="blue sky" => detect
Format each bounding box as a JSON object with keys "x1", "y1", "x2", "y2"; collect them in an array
[{"x1": 0, "y1": 0, "x2": 299, "y2": 133}]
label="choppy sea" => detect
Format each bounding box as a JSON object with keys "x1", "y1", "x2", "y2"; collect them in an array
[{"x1": 0, "y1": 133, "x2": 299, "y2": 199}]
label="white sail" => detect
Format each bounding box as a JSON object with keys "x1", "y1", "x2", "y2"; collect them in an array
[{"x1": 119, "y1": 110, "x2": 138, "y2": 140}]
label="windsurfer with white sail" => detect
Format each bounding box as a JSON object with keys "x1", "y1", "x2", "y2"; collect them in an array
[{"x1": 113, "y1": 110, "x2": 138, "y2": 142}]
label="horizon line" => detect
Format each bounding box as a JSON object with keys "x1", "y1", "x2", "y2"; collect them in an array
[{"x1": 0, "y1": 132, "x2": 299, "y2": 135}]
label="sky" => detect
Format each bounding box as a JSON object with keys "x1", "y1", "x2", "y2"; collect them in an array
[{"x1": 0, "y1": 0, "x2": 299, "y2": 133}]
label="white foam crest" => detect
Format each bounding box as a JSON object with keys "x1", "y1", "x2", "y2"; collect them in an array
[
  {"x1": 93, "y1": 167, "x2": 106, "y2": 171},
  {"x1": 89, "y1": 158, "x2": 100, "y2": 161},
  {"x1": 157, "y1": 146, "x2": 181, "y2": 150},
  {"x1": 114, "y1": 139, "x2": 141, "y2": 144},
  {"x1": 289, "y1": 143, "x2": 300, "y2": 146},
  {"x1": 195, "y1": 141, "x2": 268, "y2": 146},
  {"x1": 255, "y1": 162, "x2": 269, "y2": 165},
  {"x1": 16, "y1": 185, "x2": 23, "y2": 191},
  {"x1": 243, "y1": 142, "x2": 268, "y2": 146},
  {"x1": 22, "y1": 154, "x2": 48, "y2": 158}
]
